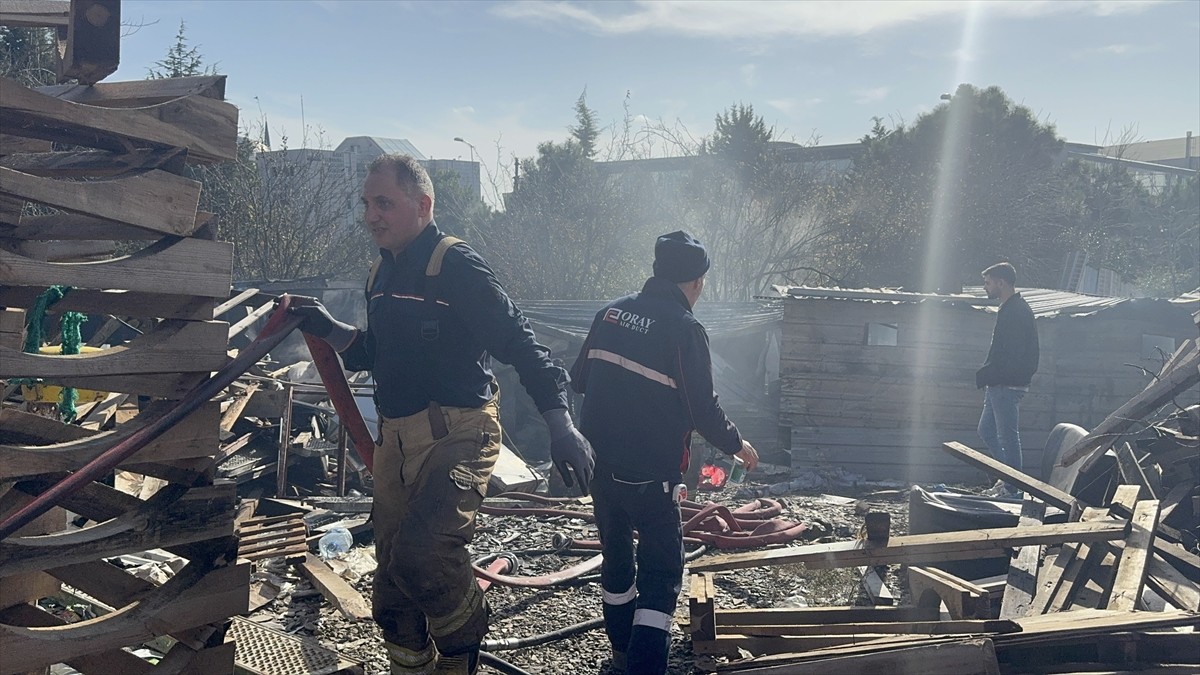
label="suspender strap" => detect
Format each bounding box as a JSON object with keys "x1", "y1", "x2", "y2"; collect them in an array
[
  {"x1": 366, "y1": 256, "x2": 384, "y2": 296},
  {"x1": 425, "y1": 236, "x2": 464, "y2": 276},
  {"x1": 421, "y1": 235, "x2": 465, "y2": 340}
]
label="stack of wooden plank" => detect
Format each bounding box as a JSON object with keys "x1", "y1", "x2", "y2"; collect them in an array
[
  {"x1": 689, "y1": 479, "x2": 1199, "y2": 673},
  {"x1": 688, "y1": 329, "x2": 1200, "y2": 675},
  {"x1": 0, "y1": 1, "x2": 247, "y2": 672}
]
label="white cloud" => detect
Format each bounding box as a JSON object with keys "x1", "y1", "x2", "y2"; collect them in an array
[
  {"x1": 740, "y1": 63, "x2": 757, "y2": 87},
  {"x1": 767, "y1": 98, "x2": 823, "y2": 115},
  {"x1": 1070, "y1": 43, "x2": 1156, "y2": 59},
  {"x1": 452, "y1": 105, "x2": 477, "y2": 116},
  {"x1": 493, "y1": 0, "x2": 1162, "y2": 39},
  {"x1": 854, "y1": 86, "x2": 891, "y2": 104}
]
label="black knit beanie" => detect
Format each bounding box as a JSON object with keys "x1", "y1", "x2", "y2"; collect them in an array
[{"x1": 652, "y1": 231, "x2": 710, "y2": 282}]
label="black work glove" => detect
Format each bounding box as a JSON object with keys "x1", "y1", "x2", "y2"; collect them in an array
[
  {"x1": 285, "y1": 295, "x2": 358, "y2": 351},
  {"x1": 542, "y1": 408, "x2": 595, "y2": 495}
]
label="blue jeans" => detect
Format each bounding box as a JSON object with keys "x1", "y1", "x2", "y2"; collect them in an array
[{"x1": 978, "y1": 386, "x2": 1026, "y2": 476}]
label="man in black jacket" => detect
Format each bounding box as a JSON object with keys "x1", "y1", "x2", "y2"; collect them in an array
[
  {"x1": 976, "y1": 262, "x2": 1039, "y2": 497},
  {"x1": 570, "y1": 231, "x2": 758, "y2": 675},
  {"x1": 290, "y1": 154, "x2": 593, "y2": 675}
]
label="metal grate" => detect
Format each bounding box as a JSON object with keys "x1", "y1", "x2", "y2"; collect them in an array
[{"x1": 229, "y1": 616, "x2": 364, "y2": 675}]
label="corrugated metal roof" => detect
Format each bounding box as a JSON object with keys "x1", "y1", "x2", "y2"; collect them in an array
[
  {"x1": 777, "y1": 286, "x2": 1198, "y2": 319},
  {"x1": 518, "y1": 300, "x2": 783, "y2": 339}
]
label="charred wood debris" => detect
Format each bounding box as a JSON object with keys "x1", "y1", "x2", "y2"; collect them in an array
[{"x1": 24, "y1": 303, "x2": 1196, "y2": 674}]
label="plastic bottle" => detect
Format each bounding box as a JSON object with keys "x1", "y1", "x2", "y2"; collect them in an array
[{"x1": 318, "y1": 526, "x2": 353, "y2": 560}]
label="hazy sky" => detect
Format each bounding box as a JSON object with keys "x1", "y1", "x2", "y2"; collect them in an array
[{"x1": 112, "y1": 0, "x2": 1199, "y2": 179}]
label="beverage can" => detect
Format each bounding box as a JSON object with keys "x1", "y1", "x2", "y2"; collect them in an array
[{"x1": 728, "y1": 457, "x2": 746, "y2": 483}]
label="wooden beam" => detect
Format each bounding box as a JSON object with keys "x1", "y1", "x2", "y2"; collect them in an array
[
  {"x1": 36, "y1": 75, "x2": 227, "y2": 106},
  {"x1": 0, "y1": 236, "x2": 234, "y2": 298},
  {"x1": 0, "y1": 75, "x2": 238, "y2": 163},
  {"x1": 0, "y1": 166, "x2": 202, "y2": 236},
  {"x1": 294, "y1": 552, "x2": 372, "y2": 622},
  {"x1": 690, "y1": 522, "x2": 1127, "y2": 573},
  {"x1": 941, "y1": 442, "x2": 1078, "y2": 512},
  {"x1": 0, "y1": 237, "x2": 118, "y2": 262},
  {"x1": 715, "y1": 605, "x2": 939, "y2": 626},
  {"x1": 1000, "y1": 495, "x2": 1046, "y2": 619},
  {"x1": 0, "y1": 146, "x2": 187, "y2": 179},
  {"x1": 59, "y1": 0, "x2": 120, "y2": 85},
  {"x1": 720, "y1": 619, "x2": 1019, "y2": 637},
  {"x1": 1107, "y1": 499, "x2": 1161, "y2": 611},
  {"x1": 710, "y1": 637, "x2": 1001, "y2": 675},
  {"x1": 0, "y1": 319, "x2": 228, "y2": 378},
  {"x1": 4, "y1": 211, "x2": 208, "y2": 241},
  {"x1": 0, "y1": 285, "x2": 214, "y2": 321}
]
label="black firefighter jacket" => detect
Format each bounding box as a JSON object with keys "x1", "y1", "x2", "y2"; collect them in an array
[{"x1": 570, "y1": 277, "x2": 743, "y2": 483}]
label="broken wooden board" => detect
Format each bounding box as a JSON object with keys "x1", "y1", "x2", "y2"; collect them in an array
[
  {"x1": 0, "y1": 401, "x2": 220, "y2": 481},
  {"x1": 1000, "y1": 495, "x2": 1046, "y2": 619},
  {"x1": 0, "y1": 166, "x2": 202, "y2": 236},
  {"x1": 294, "y1": 552, "x2": 372, "y2": 622},
  {"x1": 0, "y1": 235, "x2": 234, "y2": 298},
  {"x1": 0, "y1": 482, "x2": 235, "y2": 577},
  {"x1": 691, "y1": 521, "x2": 1128, "y2": 573},
  {"x1": 908, "y1": 566, "x2": 989, "y2": 619},
  {"x1": 0, "y1": 560, "x2": 249, "y2": 673},
  {"x1": 1107, "y1": 498, "x2": 1161, "y2": 611},
  {"x1": 1, "y1": 75, "x2": 238, "y2": 163},
  {"x1": 0, "y1": 319, "x2": 228, "y2": 379},
  {"x1": 942, "y1": 440, "x2": 1200, "y2": 579}
]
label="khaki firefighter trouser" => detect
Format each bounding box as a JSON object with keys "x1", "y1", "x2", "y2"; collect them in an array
[{"x1": 371, "y1": 397, "x2": 502, "y2": 672}]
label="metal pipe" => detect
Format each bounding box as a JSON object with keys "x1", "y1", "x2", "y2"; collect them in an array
[
  {"x1": 276, "y1": 382, "x2": 294, "y2": 498},
  {"x1": 0, "y1": 303, "x2": 303, "y2": 541}
]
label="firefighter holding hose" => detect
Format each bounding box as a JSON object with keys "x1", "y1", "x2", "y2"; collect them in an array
[{"x1": 290, "y1": 154, "x2": 593, "y2": 675}]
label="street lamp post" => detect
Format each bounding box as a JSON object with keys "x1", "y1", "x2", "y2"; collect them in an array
[{"x1": 453, "y1": 136, "x2": 477, "y2": 163}]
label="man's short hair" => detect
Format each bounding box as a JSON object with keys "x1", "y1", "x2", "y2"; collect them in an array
[
  {"x1": 368, "y1": 154, "x2": 435, "y2": 201},
  {"x1": 982, "y1": 262, "x2": 1017, "y2": 286}
]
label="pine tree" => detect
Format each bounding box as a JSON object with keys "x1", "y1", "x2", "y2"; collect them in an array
[{"x1": 147, "y1": 21, "x2": 217, "y2": 78}]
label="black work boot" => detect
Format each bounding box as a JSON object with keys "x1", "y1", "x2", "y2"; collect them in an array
[{"x1": 432, "y1": 645, "x2": 479, "y2": 675}]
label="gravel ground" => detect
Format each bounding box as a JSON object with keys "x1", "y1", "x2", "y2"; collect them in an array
[{"x1": 247, "y1": 474, "x2": 919, "y2": 674}]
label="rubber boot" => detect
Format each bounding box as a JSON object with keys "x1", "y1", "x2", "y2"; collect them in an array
[{"x1": 384, "y1": 640, "x2": 438, "y2": 675}]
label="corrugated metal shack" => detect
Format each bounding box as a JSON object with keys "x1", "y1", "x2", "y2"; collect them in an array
[{"x1": 779, "y1": 286, "x2": 1199, "y2": 484}]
